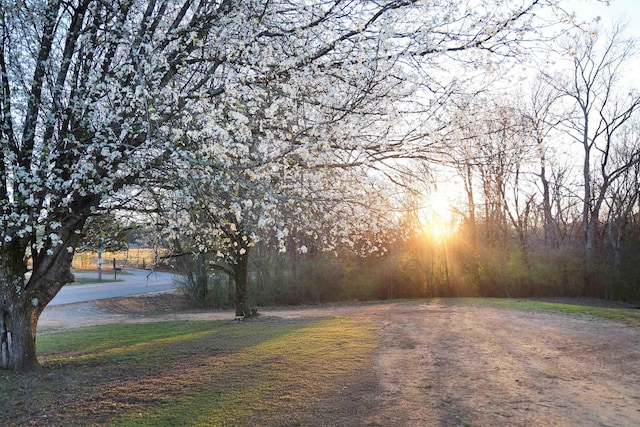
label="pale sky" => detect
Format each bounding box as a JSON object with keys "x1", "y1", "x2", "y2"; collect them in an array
[
  {"x1": 566, "y1": 0, "x2": 640, "y2": 32},
  {"x1": 427, "y1": 1, "x2": 640, "y2": 220}
]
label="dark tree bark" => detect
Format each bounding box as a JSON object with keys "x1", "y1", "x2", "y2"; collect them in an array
[
  {"x1": 195, "y1": 252, "x2": 209, "y2": 305},
  {"x1": 233, "y1": 248, "x2": 251, "y2": 318},
  {"x1": 1, "y1": 229, "x2": 78, "y2": 371}
]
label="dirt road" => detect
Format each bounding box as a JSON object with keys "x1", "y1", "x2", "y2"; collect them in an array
[{"x1": 39, "y1": 297, "x2": 640, "y2": 426}]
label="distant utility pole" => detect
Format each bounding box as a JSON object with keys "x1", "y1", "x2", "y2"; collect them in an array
[{"x1": 97, "y1": 248, "x2": 103, "y2": 281}]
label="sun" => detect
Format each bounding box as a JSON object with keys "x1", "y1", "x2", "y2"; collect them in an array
[{"x1": 418, "y1": 190, "x2": 455, "y2": 241}]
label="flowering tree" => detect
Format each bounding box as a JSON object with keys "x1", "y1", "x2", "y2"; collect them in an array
[
  {"x1": 1, "y1": 0, "x2": 551, "y2": 371},
  {"x1": 146, "y1": 0, "x2": 555, "y2": 317},
  {"x1": 0, "y1": 0, "x2": 269, "y2": 372},
  {"x1": 153, "y1": 148, "x2": 399, "y2": 316}
]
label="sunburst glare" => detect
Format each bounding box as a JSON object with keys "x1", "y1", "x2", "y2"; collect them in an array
[{"x1": 419, "y1": 190, "x2": 456, "y2": 242}]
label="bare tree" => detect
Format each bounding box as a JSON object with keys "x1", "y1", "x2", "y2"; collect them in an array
[
  {"x1": 545, "y1": 23, "x2": 640, "y2": 295},
  {"x1": 603, "y1": 122, "x2": 640, "y2": 299},
  {"x1": 522, "y1": 76, "x2": 566, "y2": 246}
]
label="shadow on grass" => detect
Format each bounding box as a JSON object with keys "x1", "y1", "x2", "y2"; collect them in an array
[{"x1": 2, "y1": 318, "x2": 377, "y2": 426}]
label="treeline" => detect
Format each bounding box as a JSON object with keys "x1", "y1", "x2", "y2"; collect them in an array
[
  {"x1": 173, "y1": 20, "x2": 640, "y2": 308},
  {"x1": 174, "y1": 209, "x2": 640, "y2": 308}
]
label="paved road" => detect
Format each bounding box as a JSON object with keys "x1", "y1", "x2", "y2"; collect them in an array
[{"x1": 48, "y1": 269, "x2": 178, "y2": 306}]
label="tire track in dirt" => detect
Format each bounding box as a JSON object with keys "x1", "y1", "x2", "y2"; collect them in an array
[{"x1": 364, "y1": 301, "x2": 640, "y2": 426}]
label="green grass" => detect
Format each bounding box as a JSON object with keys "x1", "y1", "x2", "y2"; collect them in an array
[
  {"x1": 37, "y1": 321, "x2": 221, "y2": 363},
  {"x1": 69, "y1": 269, "x2": 133, "y2": 285},
  {"x1": 71, "y1": 276, "x2": 125, "y2": 285},
  {"x1": 115, "y1": 318, "x2": 375, "y2": 426},
  {"x1": 3, "y1": 317, "x2": 378, "y2": 426},
  {"x1": 461, "y1": 298, "x2": 640, "y2": 324}
]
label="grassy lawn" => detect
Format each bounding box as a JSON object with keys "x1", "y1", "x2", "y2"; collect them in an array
[
  {"x1": 460, "y1": 298, "x2": 640, "y2": 325},
  {"x1": 69, "y1": 268, "x2": 133, "y2": 285},
  {"x1": 1, "y1": 317, "x2": 377, "y2": 426},
  {"x1": 72, "y1": 276, "x2": 125, "y2": 285},
  {"x1": 2, "y1": 297, "x2": 637, "y2": 426}
]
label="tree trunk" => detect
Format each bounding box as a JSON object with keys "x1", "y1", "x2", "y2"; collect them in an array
[
  {"x1": 464, "y1": 166, "x2": 477, "y2": 245},
  {"x1": 0, "y1": 251, "x2": 42, "y2": 371},
  {"x1": 583, "y1": 219, "x2": 597, "y2": 296},
  {"x1": 582, "y1": 140, "x2": 593, "y2": 296},
  {"x1": 196, "y1": 253, "x2": 208, "y2": 306},
  {"x1": 1, "y1": 236, "x2": 76, "y2": 371},
  {"x1": 540, "y1": 157, "x2": 555, "y2": 247},
  {"x1": 0, "y1": 300, "x2": 40, "y2": 372},
  {"x1": 585, "y1": 189, "x2": 608, "y2": 297},
  {"x1": 0, "y1": 243, "x2": 36, "y2": 371},
  {"x1": 233, "y1": 249, "x2": 251, "y2": 318}
]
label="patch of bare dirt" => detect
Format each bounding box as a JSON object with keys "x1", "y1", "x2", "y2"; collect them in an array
[
  {"x1": 38, "y1": 297, "x2": 640, "y2": 426},
  {"x1": 93, "y1": 291, "x2": 194, "y2": 314},
  {"x1": 354, "y1": 301, "x2": 640, "y2": 427}
]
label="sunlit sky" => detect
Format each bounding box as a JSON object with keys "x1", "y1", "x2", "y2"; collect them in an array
[
  {"x1": 417, "y1": 0, "x2": 640, "y2": 236},
  {"x1": 567, "y1": 0, "x2": 640, "y2": 31}
]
